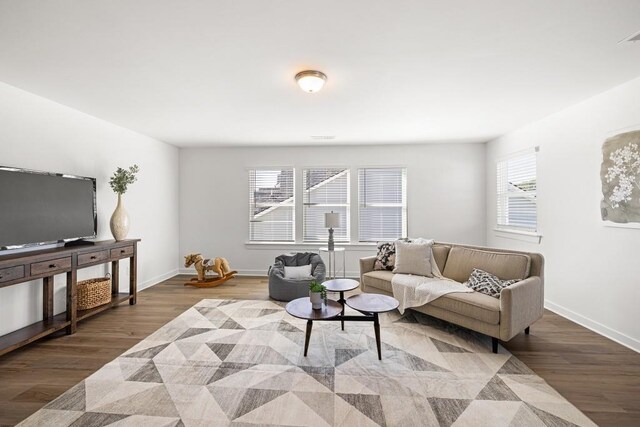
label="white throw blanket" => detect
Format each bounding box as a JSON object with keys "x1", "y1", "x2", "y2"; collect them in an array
[{"x1": 391, "y1": 250, "x2": 473, "y2": 314}]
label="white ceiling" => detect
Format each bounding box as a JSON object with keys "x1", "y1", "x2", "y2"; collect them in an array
[{"x1": 0, "y1": 0, "x2": 639, "y2": 147}]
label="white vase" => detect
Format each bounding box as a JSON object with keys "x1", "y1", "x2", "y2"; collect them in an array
[
  {"x1": 110, "y1": 194, "x2": 130, "y2": 241},
  {"x1": 309, "y1": 291, "x2": 323, "y2": 310}
]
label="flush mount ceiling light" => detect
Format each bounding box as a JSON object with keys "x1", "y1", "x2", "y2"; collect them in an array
[{"x1": 295, "y1": 70, "x2": 327, "y2": 93}]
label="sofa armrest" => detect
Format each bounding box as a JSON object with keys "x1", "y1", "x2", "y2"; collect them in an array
[
  {"x1": 499, "y1": 276, "x2": 544, "y2": 341},
  {"x1": 359, "y1": 256, "x2": 376, "y2": 286}
]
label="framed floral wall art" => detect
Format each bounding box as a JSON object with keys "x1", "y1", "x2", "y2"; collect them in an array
[{"x1": 600, "y1": 128, "x2": 640, "y2": 228}]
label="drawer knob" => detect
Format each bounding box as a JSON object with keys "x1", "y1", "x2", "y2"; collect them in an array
[
  {"x1": 90, "y1": 256, "x2": 97, "y2": 260},
  {"x1": 0, "y1": 274, "x2": 3, "y2": 279},
  {"x1": 120, "y1": 250, "x2": 125, "y2": 254},
  {"x1": 49, "y1": 264, "x2": 57, "y2": 268}
]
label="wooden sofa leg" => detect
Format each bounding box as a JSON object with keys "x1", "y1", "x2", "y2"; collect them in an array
[
  {"x1": 525, "y1": 326, "x2": 530, "y2": 335},
  {"x1": 492, "y1": 337, "x2": 498, "y2": 354}
]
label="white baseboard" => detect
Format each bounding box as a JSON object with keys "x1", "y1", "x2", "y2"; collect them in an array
[
  {"x1": 545, "y1": 300, "x2": 639, "y2": 353},
  {"x1": 236, "y1": 269, "x2": 269, "y2": 277},
  {"x1": 179, "y1": 268, "x2": 360, "y2": 278},
  {"x1": 231, "y1": 269, "x2": 361, "y2": 278},
  {"x1": 138, "y1": 269, "x2": 180, "y2": 291},
  {"x1": 179, "y1": 268, "x2": 267, "y2": 277}
]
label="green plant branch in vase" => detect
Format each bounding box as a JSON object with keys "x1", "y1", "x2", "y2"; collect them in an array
[
  {"x1": 109, "y1": 165, "x2": 139, "y2": 241},
  {"x1": 109, "y1": 164, "x2": 139, "y2": 195}
]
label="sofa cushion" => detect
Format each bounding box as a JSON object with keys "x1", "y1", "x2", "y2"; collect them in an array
[
  {"x1": 362, "y1": 271, "x2": 394, "y2": 293},
  {"x1": 432, "y1": 244, "x2": 451, "y2": 273},
  {"x1": 442, "y1": 246, "x2": 531, "y2": 283},
  {"x1": 429, "y1": 291, "x2": 501, "y2": 324},
  {"x1": 393, "y1": 241, "x2": 433, "y2": 276}
]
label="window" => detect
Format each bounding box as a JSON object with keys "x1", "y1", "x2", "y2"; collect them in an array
[
  {"x1": 248, "y1": 168, "x2": 294, "y2": 242},
  {"x1": 248, "y1": 166, "x2": 410, "y2": 244},
  {"x1": 302, "y1": 168, "x2": 350, "y2": 242},
  {"x1": 496, "y1": 148, "x2": 538, "y2": 232},
  {"x1": 358, "y1": 168, "x2": 407, "y2": 242}
]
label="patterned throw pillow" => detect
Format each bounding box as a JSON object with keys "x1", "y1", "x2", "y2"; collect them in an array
[
  {"x1": 374, "y1": 242, "x2": 396, "y2": 271},
  {"x1": 464, "y1": 268, "x2": 520, "y2": 298}
]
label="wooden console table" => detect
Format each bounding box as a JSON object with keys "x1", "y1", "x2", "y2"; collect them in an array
[{"x1": 0, "y1": 239, "x2": 140, "y2": 356}]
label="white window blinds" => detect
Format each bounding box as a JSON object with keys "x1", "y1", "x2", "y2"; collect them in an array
[
  {"x1": 497, "y1": 149, "x2": 538, "y2": 232},
  {"x1": 358, "y1": 168, "x2": 407, "y2": 242},
  {"x1": 302, "y1": 168, "x2": 350, "y2": 242},
  {"x1": 249, "y1": 169, "x2": 294, "y2": 242}
]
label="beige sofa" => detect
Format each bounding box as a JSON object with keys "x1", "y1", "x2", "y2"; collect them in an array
[{"x1": 360, "y1": 242, "x2": 544, "y2": 353}]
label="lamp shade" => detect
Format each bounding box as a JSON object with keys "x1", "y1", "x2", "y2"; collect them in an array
[{"x1": 324, "y1": 212, "x2": 340, "y2": 229}]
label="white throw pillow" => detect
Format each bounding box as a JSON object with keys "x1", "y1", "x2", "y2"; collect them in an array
[
  {"x1": 410, "y1": 237, "x2": 435, "y2": 246},
  {"x1": 284, "y1": 264, "x2": 313, "y2": 279},
  {"x1": 393, "y1": 240, "x2": 433, "y2": 277}
]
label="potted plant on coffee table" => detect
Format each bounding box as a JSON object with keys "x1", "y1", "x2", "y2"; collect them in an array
[{"x1": 309, "y1": 281, "x2": 327, "y2": 310}]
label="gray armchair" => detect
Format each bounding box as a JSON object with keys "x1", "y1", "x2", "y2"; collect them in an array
[{"x1": 268, "y1": 252, "x2": 326, "y2": 301}]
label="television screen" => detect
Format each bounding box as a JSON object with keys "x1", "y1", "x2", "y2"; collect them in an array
[{"x1": 0, "y1": 167, "x2": 97, "y2": 249}]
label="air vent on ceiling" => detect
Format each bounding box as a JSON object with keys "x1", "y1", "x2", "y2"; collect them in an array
[
  {"x1": 619, "y1": 30, "x2": 640, "y2": 43},
  {"x1": 310, "y1": 135, "x2": 336, "y2": 140}
]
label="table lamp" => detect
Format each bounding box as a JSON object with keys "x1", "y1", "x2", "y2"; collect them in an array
[{"x1": 324, "y1": 211, "x2": 340, "y2": 251}]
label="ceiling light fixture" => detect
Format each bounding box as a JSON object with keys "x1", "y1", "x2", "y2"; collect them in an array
[{"x1": 295, "y1": 70, "x2": 327, "y2": 93}]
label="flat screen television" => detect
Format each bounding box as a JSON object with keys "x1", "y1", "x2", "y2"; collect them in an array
[{"x1": 0, "y1": 166, "x2": 97, "y2": 250}]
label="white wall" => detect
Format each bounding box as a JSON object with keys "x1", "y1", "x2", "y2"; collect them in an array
[
  {"x1": 0, "y1": 82, "x2": 180, "y2": 336},
  {"x1": 179, "y1": 144, "x2": 486, "y2": 277},
  {"x1": 486, "y1": 76, "x2": 640, "y2": 351}
]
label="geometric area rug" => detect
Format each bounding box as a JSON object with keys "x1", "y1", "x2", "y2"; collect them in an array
[{"x1": 19, "y1": 299, "x2": 596, "y2": 426}]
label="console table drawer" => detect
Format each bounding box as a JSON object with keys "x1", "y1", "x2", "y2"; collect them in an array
[
  {"x1": 30, "y1": 257, "x2": 72, "y2": 276},
  {"x1": 0, "y1": 265, "x2": 25, "y2": 284},
  {"x1": 78, "y1": 250, "x2": 109, "y2": 266},
  {"x1": 111, "y1": 246, "x2": 134, "y2": 259}
]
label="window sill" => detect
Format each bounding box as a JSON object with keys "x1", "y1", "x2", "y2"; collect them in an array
[
  {"x1": 245, "y1": 242, "x2": 377, "y2": 250},
  {"x1": 493, "y1": 228, "x2": 542, "y2": 244}
]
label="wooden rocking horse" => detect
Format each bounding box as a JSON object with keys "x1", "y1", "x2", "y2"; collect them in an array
[{"x1": 183, "y1": 253, "x2": 237, "y2": 287}]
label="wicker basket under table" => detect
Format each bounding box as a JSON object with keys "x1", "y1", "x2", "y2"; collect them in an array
[{"x1": 77, "y1": 274, "x2": 112, "y2": 310}]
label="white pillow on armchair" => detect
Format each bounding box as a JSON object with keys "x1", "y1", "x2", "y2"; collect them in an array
[{"x1": 284, "y1": 264, "x2": 313, "y2": 279}]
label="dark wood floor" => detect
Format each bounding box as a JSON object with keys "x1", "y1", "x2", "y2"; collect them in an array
[{"x1": 0, "y1": 275, "x2": 638, "y2": 426}]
